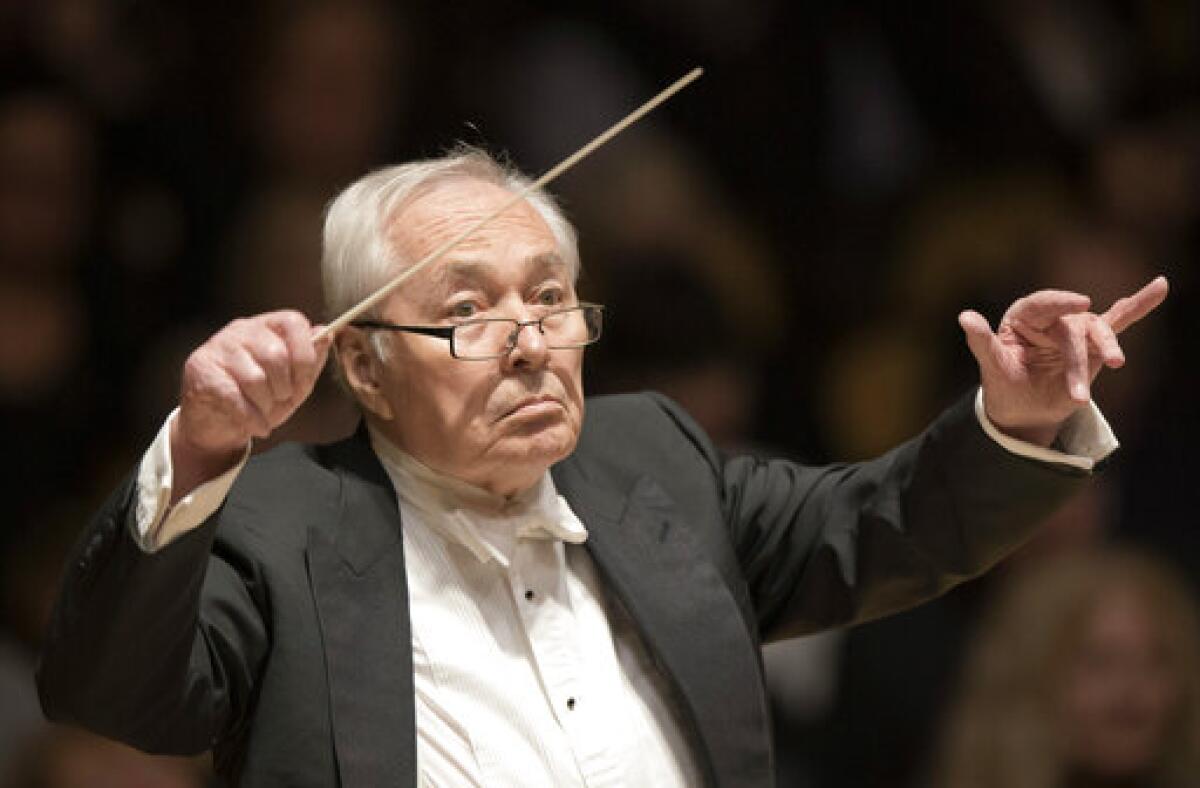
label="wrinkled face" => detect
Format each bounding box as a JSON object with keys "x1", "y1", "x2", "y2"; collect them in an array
[
  {"x1": 1056, "y1": 589, "x2": 1180, "y2": 778},
  {"x1": 349, "y1": 177, "x2": 585, "y2": 496}
]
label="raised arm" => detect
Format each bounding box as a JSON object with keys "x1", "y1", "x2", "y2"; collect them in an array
[
  {"x1": 37, "y1": 310, "x2": 329, "y2": 753},
  {"x1": 721, "y1": 278, "x2": 1168, "y2": 639}
]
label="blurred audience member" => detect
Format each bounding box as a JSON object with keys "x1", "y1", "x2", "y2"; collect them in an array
[
  {"x1": 587, "y1": 250, "x2": 761, "y2": 451},
  {"x1": 988, "y1": 0, "x2": 1133, "y2": 141},
  {"x1": 816, "y1": 317, "x2": 938, "y2": 459},
  {"x1": 0, "y1": 88, "x2": 91, "y2": 408},
  {"x1": 934, "y1": 548, "x2": 1200, "y2": 788},
  {"x1": 893, "y1": 170, "x2": 1073, "y2": 324},
  {"x1": 244, "y1": 0, "x2": 409, "y2": 192},
  {"x1": 1090, "y1": 110, "x2": 1200, "y2": 259},
  {"x1": 26, "y1": 0, "x2": 158, "y2": 123},
  {"x1": 0, "y1": 87, "x2": 104, "y2": 536},
  {"x1": 477, "y1": 21, "x2": 646, "y2": 175},
  {"x1": 816, "y1": 170, "x2": 1075, "y2": 460},
  {"x1": 821, "y1": 8, "x2": 928, "y2": 203},
  {"x1": 0, "y1": 89, "x2": 94, "y2": 277},
  {"x1": 223, "y1": 187, "x2": 327, "y2": 321},
  {"x1": 574, "y1": 134, "x2": 787, "y2": 352}
]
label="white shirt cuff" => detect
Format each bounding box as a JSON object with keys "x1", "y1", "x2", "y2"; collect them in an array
[
  {"x1": 133, "y1": 409, "x2": 251, "y2": 552},
  {"x1": 974, "y1": 388, "x2": 1118, "y2": 472}
]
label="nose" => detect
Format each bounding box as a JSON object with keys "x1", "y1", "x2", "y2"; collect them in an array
[{"x1": 505, "y1": 318, "x2": 549, "y2": 371}]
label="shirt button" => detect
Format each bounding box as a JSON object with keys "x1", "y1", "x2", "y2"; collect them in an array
[
  {"x1": 524, "y1": 589, "x2": 535, "y2": 601},
  {"x1": 566, "y1": 697, "x2": 576, "y2": 710}
]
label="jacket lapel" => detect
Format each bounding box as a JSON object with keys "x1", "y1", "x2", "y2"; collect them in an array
[
  {"x1": 307, "y1": 429, "x2": 416, "y2": 788},
  {"x1": 302, "y1": 427, "x2": 771, "y2": 787},
  {"x1": 553, "y1": 461, "x2": 773, "y2": 788}
]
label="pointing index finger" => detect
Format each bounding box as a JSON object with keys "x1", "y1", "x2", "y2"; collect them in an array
[{"x1": 1102, "y1": 276, "x2": 1169, "y2": 334}]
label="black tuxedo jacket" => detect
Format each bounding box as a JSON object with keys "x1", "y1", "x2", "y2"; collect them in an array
[{"x1": 38, "y1": 392, "x2": 1087, "y2": 786}]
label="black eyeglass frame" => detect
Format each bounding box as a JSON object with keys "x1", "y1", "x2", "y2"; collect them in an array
[{"x1": 350, "y1": 302, "x2": 605, "y2": 360}]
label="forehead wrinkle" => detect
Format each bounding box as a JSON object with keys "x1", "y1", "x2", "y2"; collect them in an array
[
  {"x1": 393, "y1": 193, "x2": 544, "y2": 250},
  {"x1": 392, "y1": 182, "x2": 553, "y2": 252},
  {"x1": 386, "y1": 183, "x2": 565, "y2": 312}
]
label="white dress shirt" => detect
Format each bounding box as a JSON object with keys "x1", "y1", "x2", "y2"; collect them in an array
[
  {"x1": 131, "y1": 390, "x2": 1117, "y2": 785},
  {"x1": 369, "y1": 429, "x2": 701, "y2": 787}
]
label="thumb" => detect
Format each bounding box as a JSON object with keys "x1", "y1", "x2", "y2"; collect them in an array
[
  {"x1": 958, "y1": 310, "x2": 996, "y2": 371},
  {"x1": 297, "y1": 324, "x2": 333, "y2": 391},
  {"x1": 310, "y1": 324, "x2": 334, "y2": 357}
]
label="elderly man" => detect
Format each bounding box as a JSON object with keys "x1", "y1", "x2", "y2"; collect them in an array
[{"x1": 39, "y1": 149, "x2": 1165, "y2": 787}]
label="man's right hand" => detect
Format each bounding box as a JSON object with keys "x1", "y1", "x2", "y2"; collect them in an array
[{"x1": 169, "y1": 310, "x2": 331, "y2": 503}]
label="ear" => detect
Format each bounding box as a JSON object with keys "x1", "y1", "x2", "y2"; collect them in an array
[{"x1": 335, "y1": 329, "x2": 395, "y2": 421}]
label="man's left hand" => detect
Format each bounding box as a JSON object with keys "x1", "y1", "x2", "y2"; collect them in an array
[{"x1": 958, "y1": 276, "x2": 1169, "y2": 447}]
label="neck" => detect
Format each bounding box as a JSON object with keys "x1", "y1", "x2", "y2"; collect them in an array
[
  {"x1": 366, "y1": 423, "x2": 544, "y2": 514},
  {"x1": 480, "y1": 469, "x2": 547, "y2": 500}
]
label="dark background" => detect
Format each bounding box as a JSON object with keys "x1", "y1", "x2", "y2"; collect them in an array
[{"x1": 2, "y1": 1, "x2": 1197, "y2": 785}]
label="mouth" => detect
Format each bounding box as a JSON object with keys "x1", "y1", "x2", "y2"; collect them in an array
[{"x1": 500, "y1": 395, "x2": 564, "y2": 421}]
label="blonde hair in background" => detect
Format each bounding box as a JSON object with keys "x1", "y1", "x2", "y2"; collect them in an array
[{"x1": 932, "y1": 548, "x2": 1200, "y2": 788}]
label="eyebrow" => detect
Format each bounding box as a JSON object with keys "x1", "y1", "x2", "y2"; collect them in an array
[{"x1": 426, "y1": 252, "x2": 568, "y2": 296}]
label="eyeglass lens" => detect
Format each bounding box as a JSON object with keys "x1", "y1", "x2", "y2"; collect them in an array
[{"x1": 454, "y1": 307, "x2": 600, "y2": 358}]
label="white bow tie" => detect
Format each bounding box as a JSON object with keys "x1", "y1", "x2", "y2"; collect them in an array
[{"x1": 448, "y1": 498, "x2": 588, "y2": 567}]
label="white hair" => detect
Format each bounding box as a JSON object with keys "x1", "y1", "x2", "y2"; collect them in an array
[{"x1": 321, "y1": 146, "x2": 580, "y2": 329}]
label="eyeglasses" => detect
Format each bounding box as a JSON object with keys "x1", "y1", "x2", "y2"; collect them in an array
[{"x1": 350, "y1": 303, "x2": 604, "y2": 360}]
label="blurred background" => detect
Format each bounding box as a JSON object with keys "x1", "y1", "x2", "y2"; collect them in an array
[{"x1": 2, "y1": 0, "x2": 1198, "y2": 786}]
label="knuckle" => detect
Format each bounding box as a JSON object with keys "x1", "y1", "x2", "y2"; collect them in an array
[
  {"x1": 272, "y1": 309, "x2": 311, "y2": 335},
  {"x1": 182, "y1": 351, "x2": 224, "y2": 392},
  {"x1": 240, "y1": 364, "x2": 268, "y2": 388},
  {"x1": 260, "y1": 339, "x2": 290, "y2": 370},
  {"x1": 281, "y1": 308, "x2": 310, "y2": 327},
  {"x1": 215, "y1": 377, "x2": 243, "y2": 403}
]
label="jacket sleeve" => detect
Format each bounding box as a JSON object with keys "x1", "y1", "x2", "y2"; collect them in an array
[
  {"x1": 37, "y1": 470, "x2": 270, "y2": 755},
  {"x1": 652, "y1": 391, "x2": 1092, "y2": 642}
]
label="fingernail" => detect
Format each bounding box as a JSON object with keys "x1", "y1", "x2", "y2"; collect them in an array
[{"x1": 1072, "y1": 383, "x2": 1089, "y2": 401}]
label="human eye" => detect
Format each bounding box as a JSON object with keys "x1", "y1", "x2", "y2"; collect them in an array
[
  {"x1": 446, "y1": 300, "x2": 482, "y2": 320},
  {"x1": 534, "y1": 286, "x2": 567, "y2": 307}
]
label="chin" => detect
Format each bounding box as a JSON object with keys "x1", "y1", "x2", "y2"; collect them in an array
[
  {"x1": 498, "y1": 422, "x2": 578, "y2": 465},
  {"x1": 469, "y1": 422, "x2": 579, "y2": 496}
]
